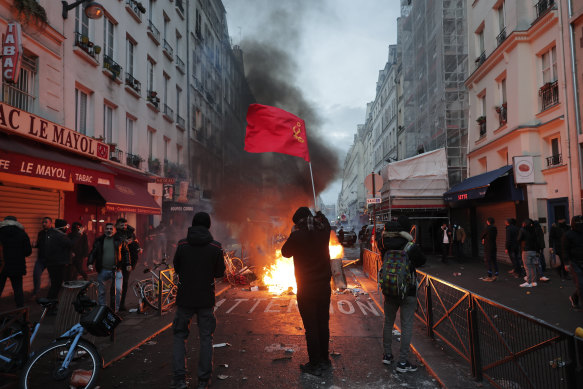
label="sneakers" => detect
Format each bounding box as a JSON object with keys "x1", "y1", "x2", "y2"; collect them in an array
[
  {"x1": 382, "y1": 353, "x2": 394, "y2": 365},
  {"x1": 396, "y1": 360, "x2": 418, "y2": 373},
  {"x1": 170, "y1": 378, "x2": 188, "y2": 389},
  {"x1": 300, "y1": 362, "x2": 322, "y2": 377},
  {"x1": 482, "y1": 276, "x2": 496, "y2": 282},
  {"x1": 519, "y1": 282, "x2": 537, "y2": 288},
  {"x1": 539, "y1": 276, "x2": 550, "y2": 282}
]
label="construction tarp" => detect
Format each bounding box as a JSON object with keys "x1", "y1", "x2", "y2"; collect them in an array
[{"x1": 379, "y1": 148, "x2": 448, "y2": 206}]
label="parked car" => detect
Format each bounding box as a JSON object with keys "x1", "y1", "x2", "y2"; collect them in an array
[{"x1": 339, "y1": 228, "x2": 357, "y2": 246}]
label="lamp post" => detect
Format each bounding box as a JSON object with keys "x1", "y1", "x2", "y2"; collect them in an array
[{"x1": 62, "y1": 0, "x2": 104, "y2": 19}]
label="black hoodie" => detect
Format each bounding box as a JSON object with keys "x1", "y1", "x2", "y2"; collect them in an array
[
  {"x1": 0, "y1": 220, "x2": 32, "y2": 276},
  {"x1": 173, "y1": 225, "x2": 225, "y2": 308},
  {"x1": 562, "y1": 219, "x2": 583, "y2": 266}
]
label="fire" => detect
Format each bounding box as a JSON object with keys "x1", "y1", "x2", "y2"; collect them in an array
[{"x1": 262, "y1": 238, "x2": 344, "y2": 294}]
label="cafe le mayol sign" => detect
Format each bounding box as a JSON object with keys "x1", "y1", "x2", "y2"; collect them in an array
[{"x1": 0, "y1": 103, "x2": 110, "y2": 160}]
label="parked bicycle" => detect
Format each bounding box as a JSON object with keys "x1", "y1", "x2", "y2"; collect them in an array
[
  {"x1": 18, "y1": 280, "x2": 121, "y2": 388},
  {"x1": 133, "y1": 256, "x2": 178, "y2": 311}
]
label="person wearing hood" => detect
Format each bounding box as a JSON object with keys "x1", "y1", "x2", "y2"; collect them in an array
[
  {"x1": 378, "y1": 216, "x2": 426, "y2": 373},
  {"x1": 0, "y1": 216, "x2": 32, "y2": 307},
  {"x1": 561, "y1": 215, "x2": 583, "y2": 310},
  {"x1": 281, "y1": 207, "x2": 332, "y2": 377},
  {"x1": 171, "y1": 212, "x2": 225, "y2": 389},
  {"x1": 480, "y1": 217, "x2": 498, "y2": 282},
  {"x1": 45, "y1": 219, "x2": 72, "y2": 300}
]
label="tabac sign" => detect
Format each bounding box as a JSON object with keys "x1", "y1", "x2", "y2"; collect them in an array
[
  {"x1": 0, "y1": 103, "x2": 110, "y2": 160},
  {"x1": 3, "y1": 23, "x2": 23, "y2": 83}
]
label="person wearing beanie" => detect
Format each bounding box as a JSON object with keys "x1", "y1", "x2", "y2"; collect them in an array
[
  {"x1": 45, "y1": 218, "x2": 72, "y2": 302},
  {"x1": 171, "y1": 212, "x2": 225, "y2": 389},
  {"x1": 378, "y1": 216, "x2": 426, "y2": 373},
  {"x1": 0, "y1": 216, "x2": 32, "y2": 307},
  {"x1": 281, "y1": 207, "x2": 332, "y2": 377}
]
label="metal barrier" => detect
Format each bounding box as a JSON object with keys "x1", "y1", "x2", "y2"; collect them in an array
[
  {"x1": 364, "y1": 249, "x2": 583, "y2": 388},
  {"x1": 158, "y1": 268, "x2": 176, "y2": 314},
  {"x1": 363, "y1": 248, "x2": 381, "y2": 282}
]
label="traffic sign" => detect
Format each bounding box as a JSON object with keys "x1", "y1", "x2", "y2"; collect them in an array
[
  {"x1": 366, "y1": 198, "x2": 381, "y2": 204},
  {"x1": 364, "y1": 173, "x2": 383, "y2": 195}
]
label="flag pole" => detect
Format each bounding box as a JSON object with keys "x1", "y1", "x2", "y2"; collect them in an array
[{"x1": 308, "y1": 162, "x2": 317, "y2": 211}]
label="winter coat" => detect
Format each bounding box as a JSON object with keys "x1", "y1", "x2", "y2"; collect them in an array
[
  {"x1": 505, "y1": 224, "x2": 519, "y2": 251},
  {"x1": 115, "y1": 226, "x2": 141, "y2": 268},
  {"x1": 481, "y1": 225, "x2": 497, "y2": 255},
  {"x1": 0, "y1": 220, "x2": 32, "y2": 276},
  {"x1": 69, "y1": 230, "x2": 89, "y2": 262},
  {"x1": 41, "y1": 229, "x2": 72, "y2": 266},
  {"x1": 281, "y1": 212, "x2": 332, "y2": 288},
  {"x1": 518, "y1": 226, "x2": 539, "y2": 252},
  {"x1": 88, "y1": 234, "x2": 130, "y2": 273},
  {"x1": 562, "y1": 222, "x2": 583, "y2": 266},
  {"x1": 379, "y1": 229, "x2": 427, "y2": 297},
  {"x1": 549, "y1": 222, "x2": 569, "y2": 256},
  {"x1": 173, "y1": 226, "x2": 225, "y2": 309}
]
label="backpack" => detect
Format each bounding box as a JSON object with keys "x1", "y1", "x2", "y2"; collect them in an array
[{"x1": 378, "y1": 242, "x2": 414, "y2": 299}]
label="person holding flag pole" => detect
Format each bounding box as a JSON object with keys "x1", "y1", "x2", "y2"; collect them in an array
[{"x1": 244, "y1": 104, "x2": 333, "y2": 376}]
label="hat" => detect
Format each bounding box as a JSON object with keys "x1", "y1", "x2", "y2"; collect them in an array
[
  {"x1": 4, "y1": 215, "x2": 17, "y2": 221},
  {"x1": 292, "y1": 207, "x2": 312, "y2": 224},
  {"x1": 55, "y1": 219, "x2": 68, "y2": 230},
  {"x1": 192, "y1": 212, "x2": 211, "y2": 229}
]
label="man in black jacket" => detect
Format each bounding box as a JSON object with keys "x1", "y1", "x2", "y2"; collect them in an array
[
  {"x1": 561, "y1": 215, "x2": 583, "y2": 309},
  {"x1": 45, "y1": 219, "x2": 72, "y2": 300},
  {"x1": 87, "y1": 223, "x2": 131, "y2": 311},
  {"x1": 505, "y1": 218, "x2": 523, "y2": 278},
  {"x1": 281, "y1": 207, "x2": 332, "y2": 377},
  {"x1": 550, "y1": 218, "x2": 570, "y2": 280},
  {"x1": 481, "y1": 217, "x2": 498, "y2": 282},
  {"x1": 378, "y1": 216, "x2": 426, "y2": 373},
  {"x1": 171, "y1": 212, "x2": 225, "y2": 389},
  {"x1": 0, "y1": 216, "x2": 32, "y2": 307}
]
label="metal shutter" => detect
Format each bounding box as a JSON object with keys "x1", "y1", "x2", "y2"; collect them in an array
[
  {"x1": 0, "y1": 185, "x2": 62, "y2": 294},
  {"x1": 476, "y1": 202, "x2": 516, "y2": 266}
]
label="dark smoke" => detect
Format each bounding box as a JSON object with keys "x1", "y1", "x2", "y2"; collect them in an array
[{"x1": 212, "y1": 4, "x2": 340, "y2": 271}]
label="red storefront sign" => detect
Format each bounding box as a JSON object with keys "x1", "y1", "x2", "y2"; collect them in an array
[
  {"x1": 154, "y1": 177, "x2": 176, "y2": 184},
  {"x1": 2, "y1": 23, "x2": 23, "y2": 83},
  {"x1": 0, "y1": 150, "x2": 113, "y2": 186}
]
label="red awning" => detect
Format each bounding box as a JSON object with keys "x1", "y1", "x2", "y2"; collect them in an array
[{"x1": 95, "y1": 175, "x2": 161, "y2": 215}]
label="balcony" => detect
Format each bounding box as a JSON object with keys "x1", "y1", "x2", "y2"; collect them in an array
[
  {"x1": 147, "y1": 20, "x2": 160, "y2": 44},
  {"x1": 546, "y1": 153, "x2": 562, "y2": 167},
  {"x1": 109, "y1": 148, "x2": 123, "y2": 163},
  {"x1": 475, "y1": 51, "x2": 486, "y2": 67},
  {"x1": 163, "y1": 103, "x2": 174, "y2": 122},
  {"x1": 126, "y1": 152, "x2": 143, "y2": 169},
  {"x1": 176, "y1": 114, "x2": 185, "y2": 129},
  {"x1": 163, "y1": 39, "x2": 174, "y2": 61},
  {"x1": 176, "y1": 0, "x2": 184, "y2": 14},
  {"x1": 496, "y1": 28, "x2": 506, "y2": 47},
  {"x1": 495, "y1": 103, "x2": 507, "y2": 126},
  {"x1": 176, "y1": 55, "x2": 185, "y2": 74},
  {"x1": 146, "y1": 90, "x2": 160, "y2": 109},
  {"x1": 477, "y1": 117, "x2": 487, "y2": 138},
  {"x1": 539, "y1": 80, "x2": 559, "y2": 111},
  {"x1": 125, "y1": 72, "x2": 141, "y2": 94},
  {"x1": 74, "y1": 32, "x2": 100, "y2": 60},
  {"x1": 148, "y1": 158, "x2": 161, "y2": 174},
  {"x1": 103, "y1": 55, "x2": 122, "y2": 80},
  {"x1": 535, "y1": 0, "x2": 555, "y2": 21},
  {"x1": 125, "y1": 0, "x2": 145, "y2": 22}
]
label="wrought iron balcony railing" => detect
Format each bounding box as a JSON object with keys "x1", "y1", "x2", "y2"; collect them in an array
[
  {"x1": 495, "y1": 104, "x2": 507, "y2": 126},
  {"x1": 125, "y1": 0, "x2": 144, "y2": 21},
  {"x1": 496, "y1": 28, "x2": 506, "y2": 47},
  {"x1": 125, "y1": 72, "x2": 141, "y2": 93},
  {"x1": 535, "y1": 0, "x2": 555, "y2": 20},
  {"x1": 103, "y1": 55, "x2": 122, "y2": 79},
  {"x1": 176, "y1": 0, "x2": 184, "y2": 13},
  {"x1": 74, "y1": 32, "x2": 100, "y2": 59},
  {"x1": 126, "y1": 152, "x2": 143, "y2": 169},
  {"x1": 475, "y1": 51, "x2": 486, "y2": 67},
  {"x1": 147, "y1": 20, "x2": 160, "y2": 43},
  {"x1": 163, "y1": 39, "x2": 174, "y2": 59},
  {"x1": 163, "y1": 103, "x2": 174, "y2": 120},
  {"x1": 176, "y1": 114, "x2": 185, "y2": 128},
  {"x1": 146, "y1": 90, "x2": 160, "y2": 107},
  {"x1": 546, "y1": 154, "x2": 562, "y2": 167},
  {"x1": 176, "y1": 55, "x2": 185, "y2": 73},
  {"x1": 478, "y1": 119, "x2": 487, "y2": 138},
  {"x1": 539, "y1": 80, "x2": 559, "y2": 111}
]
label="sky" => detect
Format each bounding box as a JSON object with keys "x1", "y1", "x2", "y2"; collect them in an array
[{"x1": 222, "y1": 0, "x2": 400, "y2": 205}]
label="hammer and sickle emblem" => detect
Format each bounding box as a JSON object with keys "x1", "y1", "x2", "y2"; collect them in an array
[{"x1": 292, "y1": 121, "x2": 305, "y2": 143}]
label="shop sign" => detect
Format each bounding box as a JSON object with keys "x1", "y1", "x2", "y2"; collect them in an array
[
  {"x1": 105, "y1": 204, "x2": 160, "y2": 215},
  {"x1": 0, "y1": 103, "x2": 109, "y2": 160},
  {"x1": 513, "y1": 156, "x2": 535, "y2": 184},
  {"x1": 155, "y1": 177, "x2": 176, "y2": 184},
  {"x1": 169, "y1": 205, "x2": 195, "y2": 212},
  {"x1": 0, "y1": 150, "x2": 113, "y2": 186},
  {"x1": 2, "y1": 23, "x2": 22, "y2": 83}
]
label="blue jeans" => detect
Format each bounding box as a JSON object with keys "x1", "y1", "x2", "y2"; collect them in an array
[
  {"x1": 97, "y1": 269, "x2": 122, "y2": 311},
  {"x1": 383, "y1": 295, "x2": 417, "y2": 363},
  {"x1": 172, "y1": 306, "x2": 216, "y2": 381},
  {"x1": 522, "y1": 251, "x2": 538, "y2": 284}
]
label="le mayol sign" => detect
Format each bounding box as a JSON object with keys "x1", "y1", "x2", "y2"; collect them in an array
[{"x1": 0, "y1": 103, "x2": 110, "y2": 160}]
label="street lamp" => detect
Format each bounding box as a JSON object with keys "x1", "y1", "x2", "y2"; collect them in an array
[{"x1": 62, "y1": 0, "x2": 104, "y2": 19}]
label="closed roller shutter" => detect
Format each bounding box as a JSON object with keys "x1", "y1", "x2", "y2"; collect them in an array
[
  {"x1": 0, "y1": 185, "x2": 61, "y2": 294},
  {"x1": 476, "y1": 202, "x2": 516, "y2": 266}
]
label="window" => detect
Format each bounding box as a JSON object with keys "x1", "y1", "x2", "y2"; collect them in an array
[
  {"x1": 176, "y1": 144, "x2": 182, "y2": 165},
  {"x1": 163, "y1": 74, "x2": 169, "y2": 105},
  {"x1": 2, "y1": 53, "x2": 37, "y2": 111},
  {"x1": 148, "y1": 130, "x2": 153, "y2": 159},
  {"x1": 148, "y1": 0, "x2": 154, "y2": 21},
  {"x1": 176, "y1": 86, "x2": 181, "y2": 118},
  {"x1": 551, "y1": 138, "x2": 560, "y2": 156},
  {"x1": 195, "y1": 9, "x2": 201, "y2": 37},
  {"x1": 497, "y1": 1, "x2": 505, "y2": 33},
  {"x1": 75, "y1": 88, "x2": 88, "y2": 135},
  {"x1": 478, "y1": 30, "x2": 484, "y2": 54},
  {"x1": 164, "y1": 137, "x2": 170, "y2": 161},
  {"x1": 542, "y1": 46, "x2": 557, "y2": 83},
  {"x1": 147, "y1": 59, "x2": 155, "y2": 92},
  {"x1": 126, "y1": 39, "x2": 135, "y2": 76},
  {"x1": 500, "y1": 78, "x2": 507, "y2": 104},
  {"x1": 103, "y1": 104, "x2": 114, "y2": 143},
  {"x1": 104, "y1": 17, "x2": 115, "y2": 59},
  {"x1": 75, "y1": 6, "x2": 89, "y2": 36},
  {"x1": 126, "y1": 117, "x2": 134, "y2": 154},
  {"x1": 163, "y1": 15, "x2": 169, "y2": 41}
]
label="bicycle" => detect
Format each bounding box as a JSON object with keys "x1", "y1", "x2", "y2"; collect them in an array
[
  {"x1": 0, "y1": 299, "x2": 58, "y2": 373},
  {"x1": 223, "y1": 250, "x2": 250, "y2": 285},
  {"x1": 133, "y1": 256, "x2": 178, "y2": 311},
  {"x1": 19, "y1": 281, "x2": 120, "y2": 388}
]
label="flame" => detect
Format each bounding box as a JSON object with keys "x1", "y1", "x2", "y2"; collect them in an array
[{"x1": 262, "y1": 237, "x2": 344, "y2": 294}]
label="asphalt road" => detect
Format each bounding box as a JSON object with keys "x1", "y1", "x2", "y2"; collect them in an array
[{"x1": 99, "y1": 244, "x2": 441, "y2": 388}]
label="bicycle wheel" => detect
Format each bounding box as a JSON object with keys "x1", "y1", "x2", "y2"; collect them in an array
[
  {"x1": 0, "y1": 321, "x2": 27, "y2": 372},
  {"x1": 141, "y1": 280, "x2": 160, "y2": 311},
  {"x1": 20, "y1": 338, "x2": 101, "y2": 389},
  {"x1": 226, "y1": 257, "x2": 245, "y2": 285}
]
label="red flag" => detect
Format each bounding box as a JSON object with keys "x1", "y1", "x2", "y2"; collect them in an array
[{"x1": 245, "y1": 104, "x2": 310, "y2": 162}]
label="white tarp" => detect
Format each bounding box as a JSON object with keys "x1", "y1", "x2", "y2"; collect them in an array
[{"x1": 380, "y1": 148, "x2": 449, "y2": 198}]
